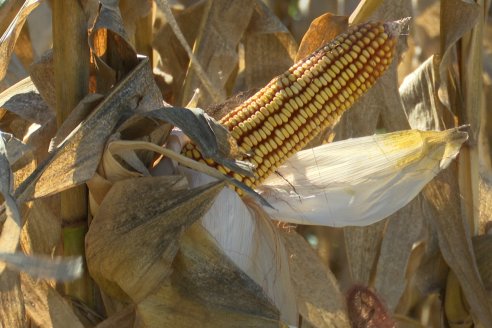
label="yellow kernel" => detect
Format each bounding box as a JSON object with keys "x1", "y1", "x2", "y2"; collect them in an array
[
  {"x1": 328, "y1": 102, "x2": 337, "y2": 113},
  {"x1": 355, "y1": 61, "x2": 364, "y2": 69},
  {"x1": 332, "y1": 65, "x2": 341, "y2": 74},
  {"x1": 345, "y1": 52, "x2": 355, "y2": 63},
  {"x1": 349, "y1": 82, "x2": 357, "y2": 92},
  {"x1": 367, "y1": 46, "x2": 375, "y2": 55},
  {"x1": 192, "y1": 149, "x2": 201, "y2": 159},
  {"x1": 340, "y1": 56, "x2": 349, "y2": 66},
  {"x1": 274, "y1": 114, "x2": 283, "y2": 125},
  {"x1": 319, "y1": 89, "x2": 329, "y2": 101},
  {"x1": 281, "y1": 77, "x2": 289, "y2": 86},
  {"x1": 300, "y1": 93, "x2": 309, "y2": 104},
  {"x1": 313, "y1": 100, "x2": 323, "y2": 110},
  {"x1": 333, "y1": 79, "x2": 342, "y2": 90},
  {"x1": 338, "y1": 77, "x2": 347, "y2": 86},
  {"x1": 297, "y1": 78, "x2": 307, "y2": 88},
  {"x1": 377, "y1": 36, "x2": 386, "y2": 46},
  {"x1": 284, "y1": 100, "x2": 295, "y2": 112},
  {"x1": 318, "y1": 75, "x2": 328, "y2": 86},
  {"x1": 288, "y1": 74, "x2": 297, "y2": 82},
  {"x1": 243, "y1": 136, "x2": 254, "y2": 147},
  {"x1": 341, "y1": 71, "x2": 350, "y2": 82},
  {"x1": 265, "y1": 142, "x2": 273, "y2": 153},
  {"x1": 329, "y1": 84, "x2": 338, "y2": 95},
  {"x1": 253, "y1": 130, "x2": 262, "y2": 143},
  {"x1": 293, "y1": 116, "x2": 302, "y2": 127},
  {"x1": 279, "y1": 112, "x2": 289, "y2": 123},
  {"x1": 346, "y1": 68, "x2": 355, "y2": 79},
  {"x1": 308, "y1": 103, "x2": 318, "y2": 115},
  {"x1": 217, "y1": 166, "x2": 227, "y2": 175},
  {"x1": 205, "y1": 158, "x2": 214, "y2": 165},
  {"x1": 275, "y1": 129, "x2": 286, "y2": 141},
  {"x1": 267, "y1": 116, "x2": 277, "y2": 128},
  {"x1": 306, "y1": 87, "x2": 315, "y2": 98},
  {"x1": 285, "y1": 124, "x2": 295, "y2": 135},
  {"x1": 295, "y1": 97, "x2": 304, "y2": 107},
  {"x1": 362, "y1": 36, "x2": 371, "y2": 44},
  {"x1": 314, "y1": 78, "x2": 323, "y2": 88},
  {"x1": 322, "y1": 72, "x2": 333, "y2": 84},
  {"x1": 315, "y1": 94, "x2": 324, "y2": 104},
  {"x1": 291, "y1": 84, "x2": 300, "y2": 94},
  {"x1": 361, "y1": 49, "x2": 370, "y2": 58},
  {"x1": 327, "y1": 68, "x2": 337, "y2": 79},
  {"x1": 231, "y1": 128, "x2": 241, "y2": 139}
]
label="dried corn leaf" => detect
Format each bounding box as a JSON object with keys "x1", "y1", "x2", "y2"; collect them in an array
[
  {"x1": 0, "y1": 131, "x2": 30, "y2": 166},
  {"x1": 295, "y1": 13, "x2": 348, "y2": 62},
  {"x1": 0, "y1": 0, "x2": 39, "y2": 81},
  {"x1": 281, "y1": 230, "x2": 350, "y2": 328},
  {"x1": 259, "y1": 128, "x2": 467, "y2": 226},
  {"x1": 0, "y1": 134, "x2": 21, "y2": 274},
  {"x1": 14, "y1": 58, "x2": 156, "y2": 202},
  {"x1": 21, "y1": 199, "x2": 61, "y2": 255},
  {"x1": 86, "y1": 176, "x2": 223, "y2": 302},
  {"x1": 90, "y1": 0, "x2": 138, "y2": 80},
  {"x1": 29, "y1": 50, "x2": 55, "y2": 109},
  {"x1": 137, "y1": 223, "x2": 281, "y2": 327},
  {"x1": 374, "y1": 197, "x2": 425, "y2": 311},
  {"x1": 243, "y1": 0, "x2": 297, "y2": 90},
  {"x1": 152, "y1": 1, "x2": 206, "y2": 100},
  {"x1": 422, "y1": 168, "x2": 492, "y2": 326},
  {"x1": 0, "y1": 269, "x2": 24, "y2": 327},
  {"x1": 95, "y1": 305, "x2": 135, "y2": 328},
  {"x1": 119, "y1": 0, "x2": 152, "y2": 47},
  {"x1": 472, "y1": 235, "x2": 492, "y2": 291},
  {"x1": 21, "y1": 274, "x2": 84, "y2": 328},
  {"x1": 180, "y1": 0, "x2": 254, "y2": 106}
]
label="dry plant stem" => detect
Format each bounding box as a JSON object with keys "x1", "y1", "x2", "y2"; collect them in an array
[
  {"x1": 52, "y1": 0, "x2": 91, "y2": 304},
  {"x1": 155, "y1": 0, "x2": 222, "y2": 104}
]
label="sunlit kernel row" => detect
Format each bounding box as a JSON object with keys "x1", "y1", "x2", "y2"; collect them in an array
[{"x1": 183, "y1": 21, "x2": 396, "y2": 191}]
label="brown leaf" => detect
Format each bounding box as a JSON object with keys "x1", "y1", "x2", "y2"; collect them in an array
[
  {"x1": 14, "y1": 58, "x2": 158, "y2": 202},
  {"x1": 179, "y1": 0, "x2": 255, "y2": 106},
  {"x1": 86, "y1": 176, "x2": 224, "y2": 302},
  {"x1": 423, "y1": 167, "x2": 492, "y2": 326},
  {"x1": 152, "y1": 1, "x2": 207, "y2": 102},
  {"x1": 296, "y1": 13, "x2": 348, "y2": 62},
  {"x1": 95, "y1": 305, "x2": 135, "y2": 328},
  {"x1": 344, "y1": 221, "x2": 386, "y2": 285},
  {"x1": 281, "y1": 230, "x2": 350, "y2": 328},
  {"x1": 21, "y1": 274, "x2": 84, "y2": 328},
  {"x1": 0, "y1": 0, "x2": 39, "y2": 81},
  {"x1": 89, "y1": 0, "x2": 139, "y2": 81},
  {"x1": 0, "y1": 269, "x2": 25, "y2": 327},
  {"x1": 243, "y1": 0, "x2": 297, "y2": 90},
  {"x1": 29, "y1": 50, "x2": 55, "y2": 109},
  {"x1": 373, "y1": 197, "x2": 425, "y2": 311},
  {"x1": 136, "y1": 223, "x2": 281, "y2": 327}
]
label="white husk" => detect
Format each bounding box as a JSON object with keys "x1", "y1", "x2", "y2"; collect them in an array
[{"x1": 258, "y1": 128, "x2": 467, "y2": 226}]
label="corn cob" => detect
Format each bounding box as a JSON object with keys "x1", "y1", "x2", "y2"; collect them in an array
[{"x1": 183, "y1": 21, "x2": 398, "y2": 193}]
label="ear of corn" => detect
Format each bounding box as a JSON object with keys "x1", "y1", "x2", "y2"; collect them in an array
[{"x1": 182, "y1": 21, "x2": 398, "y2": 193}]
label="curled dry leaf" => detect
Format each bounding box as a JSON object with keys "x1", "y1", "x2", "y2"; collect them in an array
[
  {"x1": 86, "y1": 176, "x2": 224, "y2": 302},
  {"x1": 136, "y1": 223, "x2": 281, "y2": 328},
  {"x1": 259, "y1": 128, "x2": 467, "y2": 226},
  {"x1": 0, "y1": 0, "x2": 40, "y2": 81},
  {"x1": 0, "y1": 269, "x2": 24, "y2": 327},
  {"x1": 14, "y1": 58, "x2": 157, "y2": 202},
  {"x1": 21, "y1": 274, "x2": 84, "y2": 328}
]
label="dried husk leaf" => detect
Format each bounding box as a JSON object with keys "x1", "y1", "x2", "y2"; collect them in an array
[
  {"x1": 179, "y1": 0, "x2": 254, "y2": 106},
  {"x1": 195, "y1": 187, "x2": 297, "y2": 325},
  {"x1": 349, "y1": 0, "x2": 385, "y2": 25},
  {"x1": 86, "y1": 176, "x2": 224, "y2": 302},
  {"x1": 281, "y1": 230, "x2": 350, "y2": 328},
  {"x1": 472, "y1": 234, "x2": 492, "y2": 292},
  {"x1": 136, "y1": 223, "x2": 281, "y2": 327},
  {"x1": 243, "y1": 0, "x2": 297, "y2": 90},
  {"x1": 259, "y1": 128, "x2": 467, "y2": 226},
  {"x1": 295, "y1": 13, "x2": 348, "y2": 62},
  {"x1": 21, "y1": 274, "x2": 84, "y2": 328},
  {"x1": 0, "y1": 0, "x2": 39, "y2": 81},
  {"x1": 14, "y1": 58, "x2": 157, "y2": 202}
]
